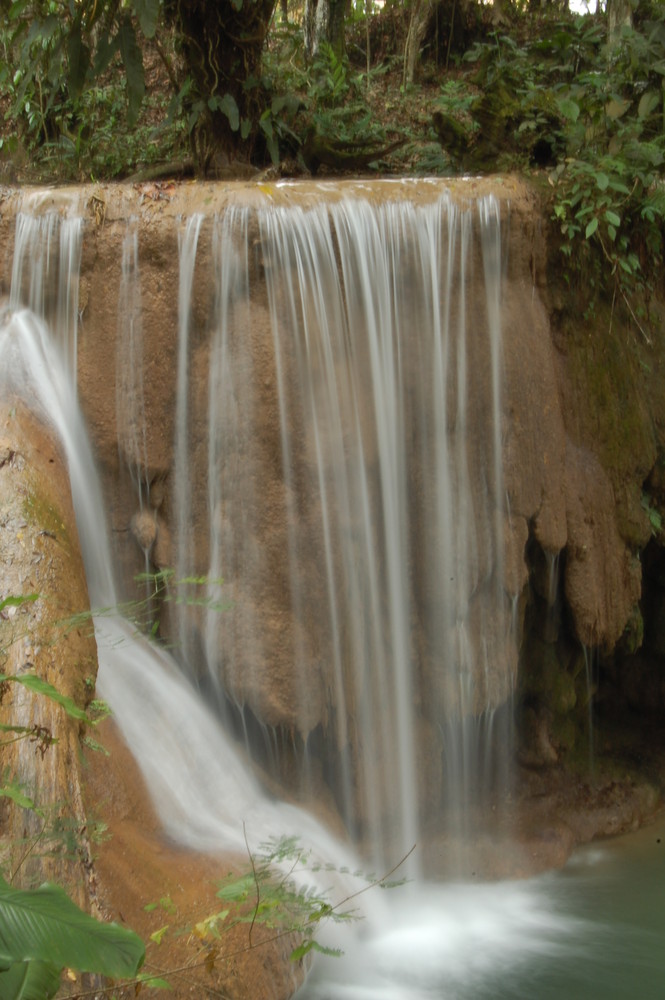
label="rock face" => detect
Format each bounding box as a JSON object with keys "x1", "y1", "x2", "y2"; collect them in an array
[
  {"x1": 0, "y1": 398, "x2": 97, "y2": 904},
  {"x1": 0, "y1": 177, "x2": 664, "y2": 887}
]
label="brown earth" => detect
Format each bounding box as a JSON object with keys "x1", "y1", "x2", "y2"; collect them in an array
[{"x1": 82, "y1": 720, "x2": 307, "y2": 1000}]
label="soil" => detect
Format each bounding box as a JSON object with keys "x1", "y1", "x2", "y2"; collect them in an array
[{"x1": 82, "y1": 719, "x2": 307, "y2": 1000}]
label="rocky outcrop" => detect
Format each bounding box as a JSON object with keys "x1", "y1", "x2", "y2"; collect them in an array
[
  {"x1": 0, "y1": 399, "x2": 97, "y2": 903},
  {"x1": 1, "y1": 177, "x2": 664, "y2": 885}
]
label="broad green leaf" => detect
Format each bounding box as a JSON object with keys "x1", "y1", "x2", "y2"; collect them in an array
[
  {"x1": 0, "y1": 674, "x2": 87, "y2": 722},
  {"x1": 594, "y1": 171, "x2": 609, "y2": 191},
  {"x1": 9, "y1": 0, "x2": 31, "y2": 20},
  {"x1": 132, "y1": 0, "x2": 160, "y2": 39},
  {"x1": 585, "y1": 218, "x2": 598, "y2": 239},
  {"x1": 218, "y1": 94, "x2": 240, "y2": 132},
  {"x1": 0, "y1": 958, "x2": 61, "y2": 1000},
  {"x1": 605, "y1": 209, "x2": 621, "y2": 227},
  {"x1": 25, "y1": 15, "x2": 58, "y2": 48},
  {"x1": 0, "y1": 878, "x2": 145, "y2": 978},
  {"x1": 638, "y1": 91, "x2": 661, "y2": 120},
  {"x1": 605, "y1": 98, "x2": 630, "y2": 120},
  {"x1": 93, "y1": 32, "x2": 120, "y2": 76},
  {"x1": 557, "y1": 98, "x2": 580, "y2": 122},
  {"x1": 118, "y1": 16, "x2": 145, "y2": 127}
]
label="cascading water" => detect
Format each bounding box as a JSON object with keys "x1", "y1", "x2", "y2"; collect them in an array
[
  {"x1": 167, "y1": 190, "x2": 518, "y2": 877},
  {"x1": 9, "y1": 194, "x2": 82, "y2": 388},
  {"x1": 3, "y1": 183, "x2": 611, "y2": 1000}
]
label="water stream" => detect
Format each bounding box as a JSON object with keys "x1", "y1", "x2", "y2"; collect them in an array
[{"x1": 3, "y1": 187, "x2": 663, "y2": 998}]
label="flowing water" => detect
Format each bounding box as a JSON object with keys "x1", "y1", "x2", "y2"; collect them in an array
[
  {"x1": 3, "y1": 187, "x2": 663, "y2": 999},
  {"x1": 166, "y1": 191, "x2": 516, "y2": 875}
]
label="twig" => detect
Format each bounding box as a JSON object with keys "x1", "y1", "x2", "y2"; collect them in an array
[
  {"x1": 327, "y1": 843, "x2": 416, "y2": 916},
  {"x1": 243, "y1": 820, "x2": 260, "y2": 948},
  {"x1": 597, "y1": 234, "x2": 652, "y2": 344},
  {"x1": 10, "y1": 823, "x2": 47, "y2": 884}
]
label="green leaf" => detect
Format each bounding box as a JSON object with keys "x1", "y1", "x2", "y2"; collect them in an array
[
  {"x1": 149, "y1": 926, "x2": 169, "y2": 945},
  {"x1": 93, "y1": 32, "x2": 120, "y2": 76},
  {"x1": 135, "y1": 972, "x2": 171, "y2": 989},
  {"x1": 0, "y1": 878, "x2": 144, "y2": 978},
  {"x1": 585, "y1": 218, "x2": 598, "y2": 239},
  {"x1": 289, "y1": 940, "x2": 315, "y2": 962},
  {"x1": 117, "y1": 16, "x2": 145, "y2": 127},
  {"x1": 605, "y1": 98, "x2": 630, "y2": 120},
  {"x1": 0, "y1": 674, "x2": 87, "y2": 722},
  {"x1": 0, "y1": 595, "x2": 38, "y2": 613},
  {"x1": 131, "y1": 0, "x2": 160, "y2": 39},
  {"x1": 290, "y1": 939, "x2": 343, "y2": 961},
  {"x1": 216, "y1": 873, "x2": 255, "y2": 903},
  {"x1": 557, "y1": 98, "x2": 580, "y2": 122},
  {"x1": 594, "y1": 171, "x2": 609, "y2": 191},
  {"x1": 0, "y1": 959, "x2": 61, "y2": 1000},
  {"x1": 0, "y1": 781, "x2": 38, "y2": 812},
  {"x1": 218, "y1": 94, "x2": 240, "y2": 132},
  {"x1": 67, "y1": 25, "x2": 89, "y2": 99},
  {"x1": 605, "y1": 209, "x2": 621, "y2": 227},
  {"x1": 638, "y1": 91, "x2": 661, "y2": 120}
]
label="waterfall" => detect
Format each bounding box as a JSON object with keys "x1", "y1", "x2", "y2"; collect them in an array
[
  {"x1": 4, "y1": 183, "x2": 559, "y2": 998},
  {"x1": 116, "y1": 217, "x2": 149, "y2": 505},
  {"x1": 173, "y1": 213, "x2": 204, "y2": 664},
  {"x1": 164, "y1": 190, "x2": 517, "y2": 874},
  {"x1": 9, "y1": 195, "x2": 82, "y2": 388}
]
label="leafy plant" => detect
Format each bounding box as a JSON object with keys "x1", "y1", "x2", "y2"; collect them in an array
[
  {"x1": 143, "y1": 834, "x2": 410, "y2": 980},
  {"x1": 0, "y1": 876, "x2": 145, "y2": 998},
  {"x1": 0, "y1": 593, "x2": 146, "y2": 999}
]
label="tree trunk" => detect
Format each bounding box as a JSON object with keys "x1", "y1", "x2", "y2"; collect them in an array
[
  {"x1": 163, "y1": 0, "x2": 277, "y2": 171},
  {"x1": 404, "y1": 0, "x2": 435, "y2": 86},
  {"x1": 304, "y1": 0, "x2": 346, "y2": 60},
  {"x1": 607, "y1": 0, "x2": 633, "y2": 47}
]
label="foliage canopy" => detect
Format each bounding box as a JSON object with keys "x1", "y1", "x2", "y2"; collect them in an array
[{"x1": 0, "y1": 0, "x2": 664, "y2": 320}]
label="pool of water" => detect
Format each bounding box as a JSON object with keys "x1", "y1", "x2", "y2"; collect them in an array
[{"x1": 298, "y1": 813, "x2": 665, "y2": 1000}]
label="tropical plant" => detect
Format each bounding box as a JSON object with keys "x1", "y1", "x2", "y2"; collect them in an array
[
  {"x1": 0, "y1": 592, "x2": 146, "y2": 999},
  {"x1": 0, "y1": 877, "x2": 145, "y2": 999}
]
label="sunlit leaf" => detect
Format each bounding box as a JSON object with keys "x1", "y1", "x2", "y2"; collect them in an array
[
  {"x1": 149, "y1": 926, "x2": 169, "y2": 946},
  {"x1": 0, "y1": 594, "x2": 38, "y2": 613},
  {"x1": 0, "y1": 673, "x2": 87, "y2": 722}
]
